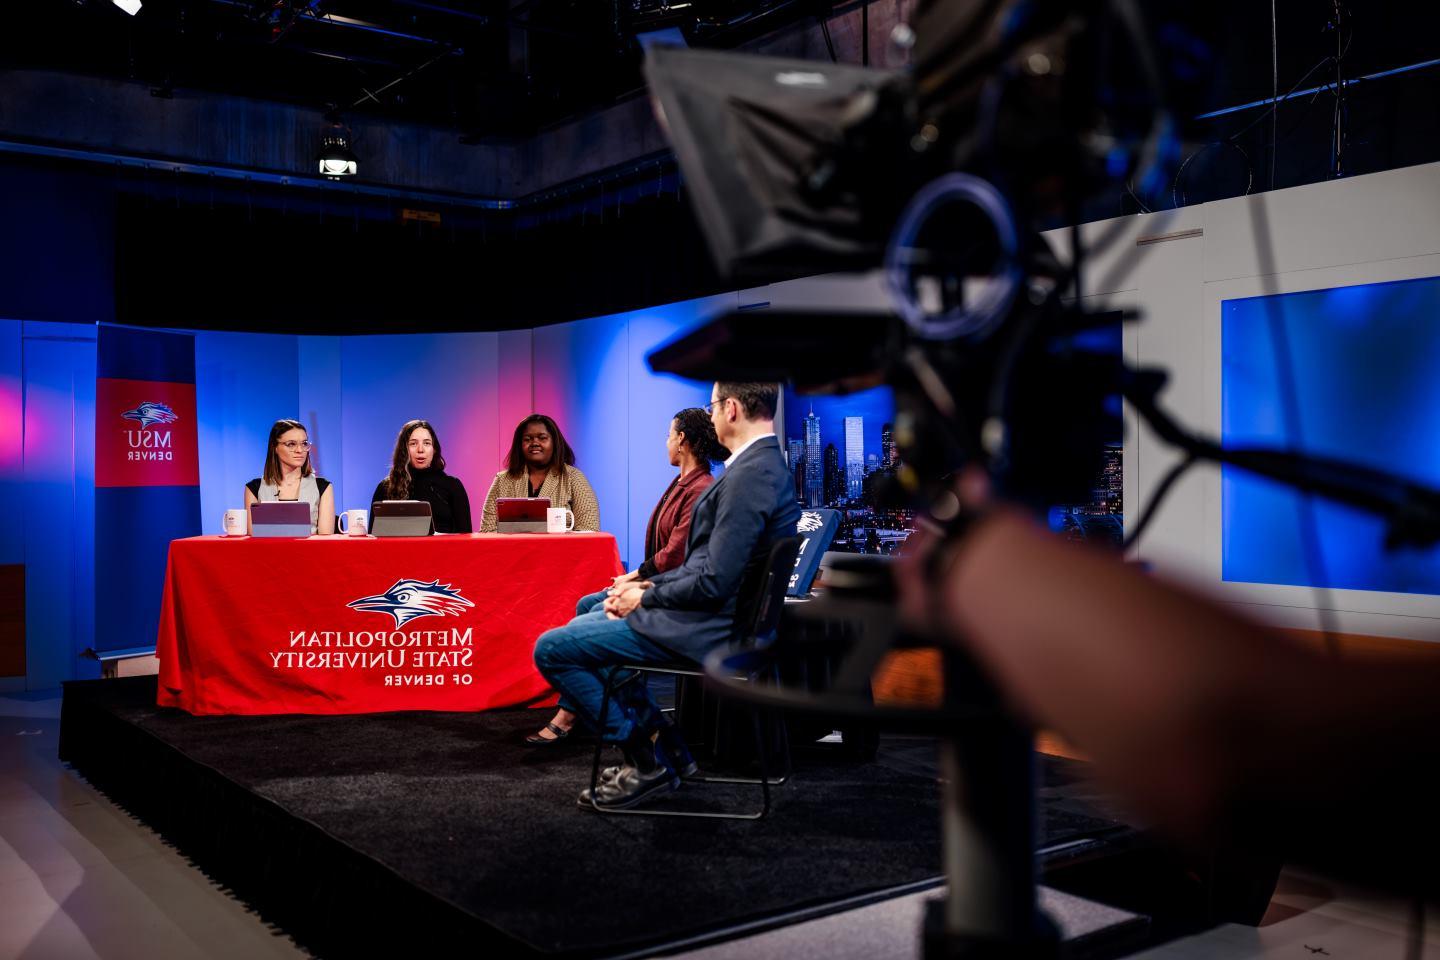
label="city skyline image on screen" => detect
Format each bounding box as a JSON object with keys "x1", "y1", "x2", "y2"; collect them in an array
[
  {"x1": 782, "y1": 385, "x2": 1123, "y2": 555},
  {"x1": 782, "y1": 386, "x2": 913, "y2": 555}
]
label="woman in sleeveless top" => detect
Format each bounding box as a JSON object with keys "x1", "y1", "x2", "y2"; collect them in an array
[
  {"x1": 479, "y1": 415, "x2": 600, "y2": 533},
  {"x1": 244, "y1": 418, "x2": 335, "y2": 535}
]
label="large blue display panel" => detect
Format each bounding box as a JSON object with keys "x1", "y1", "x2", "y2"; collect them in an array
[{"x1": 1222, "y1": 276, "x2": 1440, "y2": 593}]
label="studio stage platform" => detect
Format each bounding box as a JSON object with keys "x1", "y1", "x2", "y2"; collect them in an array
[{"x1": 58, "y1": 677, "x2": 1143, "y2": 958}]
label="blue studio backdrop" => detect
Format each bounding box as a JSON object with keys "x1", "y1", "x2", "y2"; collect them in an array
[
  {"x1": 94, "y1": 326, "x2": 202, "y2": 654},
  {"x1": 1223, "y1": 275, "x2": 1440, "y2": 594}
]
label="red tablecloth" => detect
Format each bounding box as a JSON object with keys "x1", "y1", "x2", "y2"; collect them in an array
[{"x1": 156, "y1": 533, "x2": 623, "y2": 715}]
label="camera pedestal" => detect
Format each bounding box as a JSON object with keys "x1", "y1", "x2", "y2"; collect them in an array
[
  {"x1": 705, "y1": 584, "x2": 1140, "y2": 958},
  {"x1": 926, "y1": 650, "x2": 1060, "y2": 960},
  {"x1": 922, "y1": 899, "x2": 1058, "y2": 960}
]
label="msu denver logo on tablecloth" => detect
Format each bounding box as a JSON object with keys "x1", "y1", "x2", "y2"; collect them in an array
[
  {"x1": 121, "y1": 401, "x2": 179, "y2": 429},
  {"x1": 347, "y1": 579, "x2": 475, "y2": 629}
]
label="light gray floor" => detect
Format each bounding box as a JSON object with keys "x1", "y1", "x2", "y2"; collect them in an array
[
  {"x1": 665, "y1": 885, "x2": 1144, "y2": 960},
  {"x1": 5, "y1": 689, "x2": 1439, "y2": 960},
  {"x1": 1125, "y1": 869, "x2": 1440, "y2": 960},
  {"x1": 0, "y1": 691, "x2": 306, "y2": 960},
  {"x1": 663, "y1": 873, "x2": 1440, "y2": 960}
]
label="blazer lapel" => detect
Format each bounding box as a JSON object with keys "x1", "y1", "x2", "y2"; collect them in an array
[
  {"x1": 693, "y1": 468, "x2": 726, "y2": 515},
  {"x1": 697, "y1": 437, "x2": 774, "y2": 512}
]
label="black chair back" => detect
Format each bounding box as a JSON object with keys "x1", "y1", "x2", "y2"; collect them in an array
[{"x1": 733, "y1": 535, "x2": 802, "y2": 650}]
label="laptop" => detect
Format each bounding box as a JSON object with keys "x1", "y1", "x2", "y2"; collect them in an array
[
  {"x1": 250, "y1": 501, "x2": 312, "y2": 538},
  {"x1": 371, "y1": 500, "x2": 434, "y2": 537},
  {"x1": 497, "y1": 497, "x2": 549, "y2": 534}
]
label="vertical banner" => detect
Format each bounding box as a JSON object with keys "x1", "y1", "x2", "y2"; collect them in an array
[{"x1": 95, "y1": 326, "x2": 201, "y2": 654}]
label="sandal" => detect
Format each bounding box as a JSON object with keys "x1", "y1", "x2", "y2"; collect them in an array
[{"x1": 525, "y1": 721, "x2": 572, "y2": 746}]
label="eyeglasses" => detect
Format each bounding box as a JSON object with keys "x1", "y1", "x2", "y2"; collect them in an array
[
  {"x1": 278, "y1": 441, "x2": 313, "y2": 451},
  {"x1": 704, "y1": 397, "x2": 729, "y2": 414}
]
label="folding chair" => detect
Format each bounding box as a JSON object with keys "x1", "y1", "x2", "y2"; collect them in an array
[{"x1": 585, "y1": 535, "x2": 803, "y2": 819}]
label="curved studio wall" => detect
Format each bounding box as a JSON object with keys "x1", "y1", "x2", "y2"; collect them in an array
[
  {"x1": 0, "y1": 293, "x2": 736, "y2": 690},
  {"x1": 1053, "y1": 160, "x2": 1440, "y2": 644}
]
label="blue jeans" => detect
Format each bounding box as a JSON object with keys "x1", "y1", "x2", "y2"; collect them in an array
[
  {"x1": 549, "y1": 589, "x2": 616, "y2": 717},
  {"x1": 575, "y1": 589, "x2": 608, "y2": 616},
  {"x1": 534, "y1": 609, "x2": 675, "y2": 743}
]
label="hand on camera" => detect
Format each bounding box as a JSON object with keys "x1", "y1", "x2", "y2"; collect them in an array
[{"x1": 895, "y1": 467, "x2": 997, "y2": 635}]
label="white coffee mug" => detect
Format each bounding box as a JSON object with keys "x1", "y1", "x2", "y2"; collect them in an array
[
  {"x1": 221, "y1": 508, "x2": 246, "y2": 537},
  {"x1": 546, "y1": 507, "x2": 575, "y2": 533},
  {"x1": 339, "y1": 509, "x2": 368, "y2": 536}
]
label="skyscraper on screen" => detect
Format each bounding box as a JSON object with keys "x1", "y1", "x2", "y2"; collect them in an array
[
  {"x1": 804, "y1": 406, "x2": 822, "y2": 507},
  {"x1": 844, "y1": 416, "x2": 864, "y2": 499}
]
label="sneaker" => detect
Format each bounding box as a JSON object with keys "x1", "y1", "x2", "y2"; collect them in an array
[{"x1": 577, "y1": 762, "x2": 680, "y2": 810}]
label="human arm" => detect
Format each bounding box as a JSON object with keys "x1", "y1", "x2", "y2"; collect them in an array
[
  {"x1": 316, "y1": 484, "x2": 336, "y2": 535},
  {"x1": 450, "y1": 477, "x2": 473, "y2": 533},
  {"x1": 642, "y1": 475, "x2": 766, "y2": 612},
  {"x1": 638, "y1": 483, "x2": 703, "y2": 579},
  {"x1": 243, "y1": 485, "x2": 257, "y2": 535},
  {"x1": 567, "y1": 470, "x2": 601, "y2": 532},
  {"x1": 479, "y1": 474, "x2": 501, "y2": 533},
  {"x1": 914, "y1": 507, "x2": 1440, "y2": 871},
  {"x1": 610, "y1": 569, "x2": 642, "y2": 591},
  {"x1": 604, "y1": 583, "x2": 653, "y2": 618}
]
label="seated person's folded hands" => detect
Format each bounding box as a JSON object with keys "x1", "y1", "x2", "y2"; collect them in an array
[
  {"x1": 603, "y1": 583, "x2": 652, "y2": 619},
  {"x1": 609, "y1": 570, "x2": 642, "y2": 593}
]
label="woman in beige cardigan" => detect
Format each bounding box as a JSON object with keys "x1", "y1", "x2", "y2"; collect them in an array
[{"x1": 480, "y1": 414, "x2": 601, "y2": 533}]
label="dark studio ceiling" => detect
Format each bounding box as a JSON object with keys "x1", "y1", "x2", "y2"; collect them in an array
[
  {"x1": 6, "y1": 2, "x2": 1440, "y2": 165},
  {"x1": 4, "y1": 0, "x2": 820, "y2": 138},
  {"x1": 5, "y1": 1, "x2": 1440, "y2": 336}
]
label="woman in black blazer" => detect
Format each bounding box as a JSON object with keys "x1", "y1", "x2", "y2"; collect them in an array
[{"x1": 371, "y1": 419, "x2": 472, "y2": 533}]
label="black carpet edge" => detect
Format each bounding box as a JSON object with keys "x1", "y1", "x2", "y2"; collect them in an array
[
  {"x1": 604, "y1": 876, "x2": 948, "y2": 960},
  {"x1": 57, "y1": 679, "x2": 959, "y2": 959},
  {"x1": 59, "y1": 678, "x2": 538, "y2": 958}
]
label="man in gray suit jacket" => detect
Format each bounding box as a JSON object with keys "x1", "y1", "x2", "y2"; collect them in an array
[{"x1": 534, "y1": 382, "x2": 799, "y2": 810}]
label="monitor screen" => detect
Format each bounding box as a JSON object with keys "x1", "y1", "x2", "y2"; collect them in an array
[
  {"x1": 782, "y1": 384, "x2": 913, "y2": 555},
  {"x1": 1222, "y1": 275, "x2": 1440, "y2": 594}
]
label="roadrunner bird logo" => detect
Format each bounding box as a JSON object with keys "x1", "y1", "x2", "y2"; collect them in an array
[
  {"x1": 121, "y1": 401, "x2": 178, "y2": 429},
  {"x1": 347, "y1": 579, "x2": 474, "y2": 629},
  {"x1": 798, "y1": 511, "x2": 824, "y2": 533}
]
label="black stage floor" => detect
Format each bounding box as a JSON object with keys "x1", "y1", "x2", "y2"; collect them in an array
[{"x1": 59, "y1": 677, "x2": 1132, "y2": 958}]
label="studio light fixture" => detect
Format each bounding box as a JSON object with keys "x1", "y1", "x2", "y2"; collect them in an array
[
  {"x1": 316, "y1": 122, "x2": 358, "y2": 179},
  {"x1": 113, "y1": 0, "x2": 142, "y2": 14}
]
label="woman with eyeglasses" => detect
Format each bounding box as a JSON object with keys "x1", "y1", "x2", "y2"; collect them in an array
[
  {"x1": 370, "y1": 419, "x2": 472, "y2": 534},
  {"x1": 479, "y1": 414, "x2": 600, "y2": 533},
  {"x1": 244, "y1": 418, "x2": 335, "y2": 535}
]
